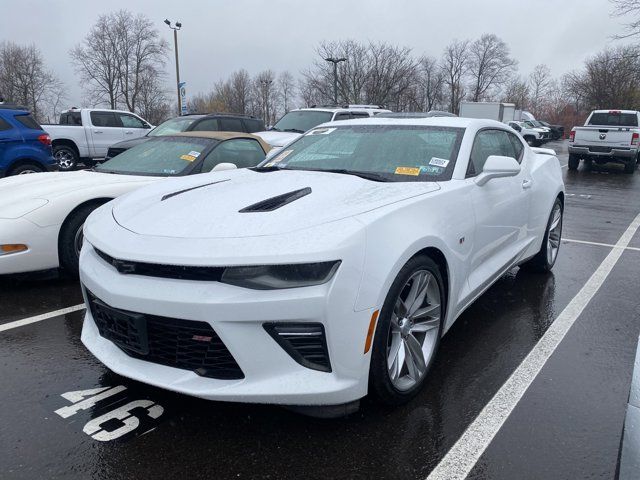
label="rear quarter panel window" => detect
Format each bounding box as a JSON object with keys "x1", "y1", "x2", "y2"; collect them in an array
[{"x1": 14, "y1": 114, "x2": 43, "y2": 131}]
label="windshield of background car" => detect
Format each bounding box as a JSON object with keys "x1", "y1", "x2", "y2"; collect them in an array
[
  {"x1": 524, "y1": 121, "x2": 537, "y2": 128},
  {"x1": 95, "y1": 136, "x2": 215, "y2": 176},
  {"x1": 272, "y1": 111, "x2": 333, "y2": 132},
  {"x1": 588, "y1": 112, "x2": 639, "y2": 127},
  {"x1": 148, "y1": 117, "x2": 199, "y2": 137},
  {"x1": 260, "y1": 125, "x2": 465, "y2": 182}
]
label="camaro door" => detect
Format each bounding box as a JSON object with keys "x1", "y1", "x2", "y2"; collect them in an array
[{"x1": 465, "y1": 128, "x2": 531, "y2": 298}]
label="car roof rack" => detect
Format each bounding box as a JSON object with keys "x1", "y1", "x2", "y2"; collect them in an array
[
  {"x1": 200, "y1": 112, "x2": 260, "y2": 119},
  {"x1": 307, "y1": 104, "x2": 386, "y2": 110}
]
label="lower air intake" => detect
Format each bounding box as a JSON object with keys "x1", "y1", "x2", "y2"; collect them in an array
[{"x1": 264, "y1": 323, "x2": 331, "y2": 372}]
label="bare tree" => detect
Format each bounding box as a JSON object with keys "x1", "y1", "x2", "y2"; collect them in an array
[
  {"x1": 564, "y1": 45, "x2": 640, "y2": 110},
  {"x1": 0, "y1": 42, "x2": 66, "y2": 122},
  {"x1": 501, "y1": 75, "x2": 530, "y2": 109},
  {"x1": 278, "y1": 71, "x2": 296, "y2": 113},
  {"x1": 70, "y1": 10, "x2": 168, "y2": 113},
  {"x1": 136, "y1": 68, "x2": 170, "y2": 124},
  {"x1": 468, "y1": 34, "x2": 517, "y2": 101},
  {"x1": 253, "y1": 70, "x2": 279, "y2": 125},
  {"x1": 229, "y1": 69, "x2": 252, "y2": 114},
  {"x1": 441, "y1": 39, "x2": 470, "y2": 113},
  {"x1": 611, "y1": 0, "x2": 640, "y2": 37},
  {"x1": 528, "y1": 64, "x2": 553, "y2": 116},
  {"x1": 413, "y1": 56, "x2": 445, "y2": 111}
]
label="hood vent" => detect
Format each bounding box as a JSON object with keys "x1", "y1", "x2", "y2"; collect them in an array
[
  {"x1": 161, "y1": 179, "x2": 229, "y2": 201},
  {"x1": 239, "y1": 187, "x2": 311, "y2": 213}
]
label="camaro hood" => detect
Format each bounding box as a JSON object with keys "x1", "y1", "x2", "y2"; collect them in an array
[
  {"x1": 112, "y1": 168, "x2": 440, "y2": 239},
  {"x1": 254, "y1": 130, "x2": 301, "y2": 147},
  {"x1": 0, "y1": 171, "x2": 153, "y2": 218}
]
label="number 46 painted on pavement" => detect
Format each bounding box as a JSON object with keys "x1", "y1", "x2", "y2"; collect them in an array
[{"x1": 54, "y1": 386, "x2": 164, "y2": 442}]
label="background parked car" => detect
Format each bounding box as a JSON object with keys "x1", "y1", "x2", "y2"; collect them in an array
[
  {"x1": 105, "y1": 113, "x2": 265, "y2": 161},
  {"x1": 0, "y1": 104, "x2": 56, "y2": 177},
  {"x1": 44, "y1": 108, "x2": 153, "y2": 171},
  {"x1": 508, "y1": 120, "x2": 550, "y2": 147},
  {"x1": 256, "y1": 105, "x2": 391, "y2": 149},
  {"x1": 537, "y1": 120, "x2": 564, "y2": 140},
  {"x1": 0, "y1": 131, "x2": 271, "y2": 276}
]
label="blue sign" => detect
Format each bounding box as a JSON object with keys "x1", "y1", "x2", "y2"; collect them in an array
[{"x1": 178, "y1": 82, "x2": 187, "y2": 114}]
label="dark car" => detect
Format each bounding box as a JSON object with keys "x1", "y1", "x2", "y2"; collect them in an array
[
  {"x1": 105, "y1": 113, "x2": 266, "y2": 161},
  {"x1": 0, "y1": 104, "x2": 56, "y2": 177},
  {"x1": 537, "y1": 120, "x2": 564, "y2": 141}
]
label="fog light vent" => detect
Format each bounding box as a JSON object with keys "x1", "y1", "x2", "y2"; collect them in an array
[{"x1": 264, "y1": 323, "x2": 331, "y2": 372}]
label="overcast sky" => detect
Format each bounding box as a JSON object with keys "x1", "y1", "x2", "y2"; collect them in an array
[{"x1": 2, "y1": 0, "x2": 632, "y2": 107}]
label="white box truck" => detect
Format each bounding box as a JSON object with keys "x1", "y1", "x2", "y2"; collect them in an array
[{"x1": 459, "y1": 102, "x2": 516, "y2": 122}]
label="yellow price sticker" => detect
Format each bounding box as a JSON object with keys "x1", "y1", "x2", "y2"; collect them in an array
[
  {"x1": 180, "y1": 154, "x2": 196, "y2": 162},
  {"x1": 394, "y1": 166, "x2": 420, "y2": 176}
]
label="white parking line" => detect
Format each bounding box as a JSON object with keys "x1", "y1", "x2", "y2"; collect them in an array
[
  {"x1": 0, "y1": 304, "x2": 85, "y2": 333},
  {"x1": 426, "y1": 211, "x2": 640, "y2": 480},
  {"x1": 563, "y1": 238, "x2": 640, "y2": 252}
]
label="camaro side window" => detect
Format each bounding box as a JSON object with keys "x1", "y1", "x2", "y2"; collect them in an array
[{"x1": 467, "y1": 130, "x2": 517, "y2": 176}]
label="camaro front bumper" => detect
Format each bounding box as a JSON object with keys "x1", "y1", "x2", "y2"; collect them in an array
[
  {"x1": 0, "y1": 217, "x2": 60, "y2": 274},
  {"x1": 80, "y1": 244, "x2": 376, "y2": 406}
]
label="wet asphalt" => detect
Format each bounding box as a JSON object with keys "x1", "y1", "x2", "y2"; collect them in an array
[{"x1": 1, "y1": 140, "x2": 639, "y2": 480}]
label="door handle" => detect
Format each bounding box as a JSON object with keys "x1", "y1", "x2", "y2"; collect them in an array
[
  {"x1": 124, "y1": 131, "x2": 133, "y2": 135},
  {"x1": 94, "y1": 130, "x2": 103, "y2": 134},
  {"x1": 522, "y1": 179, "x2": 533, "y2": 189}
]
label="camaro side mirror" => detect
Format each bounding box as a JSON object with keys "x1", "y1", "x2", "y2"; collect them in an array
[
  {"x1": 475, "y1": 155, "x2": 521, "y2": 186},
  {"x1": 212, "y1": 162, "x2": 237, "y2": 172}
]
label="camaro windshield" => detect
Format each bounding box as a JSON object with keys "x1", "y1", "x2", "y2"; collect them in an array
[
  {"x1": 259, "y1": 125, "x2": 465, "y2": 181},
  {"x1": 148, "y1": 117, "x2": 200, "y2": 137},
  {"x1": 95, "y1": 137, "x2": 215, "y2": 176},
  {"x1": 272, "y1": 111, "x2": 334, "y2": 133}
]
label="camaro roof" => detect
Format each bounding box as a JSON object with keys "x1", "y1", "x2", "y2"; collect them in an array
[{"x1": 174, "y1": 131, "x2": 271, "y2": 152}]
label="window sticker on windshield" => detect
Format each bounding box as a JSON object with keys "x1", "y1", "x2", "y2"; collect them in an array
[
  {"x1": 264, "y1": 149, "x2": 293, "y2": 167},
  {"x1": 429, "y1": 157, "x2": 449, "y2": 168},
  {"x1": 395, "y1": 166, "x2": 421, "y2": 176},
  {"x1": 420, "y1": 165, "x2": 444, "y2": 175},
  {"x1": 188, "y1": 151, "x2": 201, "y2": 158},
  {"x1": 180, "y1": 154, "x2": 197, "y2": 162},
  {"x1": 162, "y1": 169, "x2": 177, "y2": 174},
  {"x1": 307, "y1": 127, "x2": 336, "y2": 136}
]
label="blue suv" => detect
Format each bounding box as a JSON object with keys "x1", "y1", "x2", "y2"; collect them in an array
[{"x1": 0, "y1": 105, "x2": 56, "y2": 177}]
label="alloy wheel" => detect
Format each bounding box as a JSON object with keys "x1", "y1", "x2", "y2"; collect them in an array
[
  {"x1": 386, "y1": 270, "x2": 441, "y2": 391},
  {"x1": 18, "y1": 169, "x2": 37, "y2": 175},
  {"x1": 547, "y1": 203, "x2": 562, "y2": 265},
  {"x1": 56, "y1": 150, "x2": 74, "y2": 169}
]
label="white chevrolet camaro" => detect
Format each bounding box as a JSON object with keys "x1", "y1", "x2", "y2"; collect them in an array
[
  {"x1": 79, "y1": 118, "x2": 564, "y2": 414},
  {"x1": 0, "y1": 132, "x2": 270, "y2": 276}
]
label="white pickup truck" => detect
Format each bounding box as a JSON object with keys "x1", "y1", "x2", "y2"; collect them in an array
[
  {"x1": 568, "y1": 109, "x2": 640, "y2": 174},
  {"x1": 44, "y1": 108, "x2": 153, "y2": 170}
]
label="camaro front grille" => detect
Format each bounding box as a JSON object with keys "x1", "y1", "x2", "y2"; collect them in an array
[
  {"x1": 94, "y1": 248, "x2": 224, "y2": 281},
  {"x1": 86, "y1": 290, "x2": 244, "y2": 380}
]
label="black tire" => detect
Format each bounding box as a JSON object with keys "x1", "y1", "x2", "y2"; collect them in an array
[
  {"x1": 54, "y1": 145, "x2": 78, "y2": 171},
  {"x1": 524, "y1": 136, "x2": 536, "y2": 147},
  {"x1": 58, "y1": 204, "x2": 101, "y2": 277},
  {"x1": 568, "y1": 155, "x2": 580, "y2": 171},
  {"x1": 521, "y1": 198, "x2": 563, "y2": 273},
  {"x1": 624, "y1": 159, "x2": 636, "y2": 174},
  {"x1": 369, "y1": 255, "x2": 445, "y2": 406},
  {"x1": 9, "y1": 163, "x2": 44, "y2": 175}
]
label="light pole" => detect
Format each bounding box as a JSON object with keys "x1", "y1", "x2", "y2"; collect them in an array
[
  {"x1": 324, "y1": 57, "x2": 346, "y2": 105},
  {"x1": 164, "y1": 19, "x2": 182, "y2": 115},
  {"x1": 261, "y1": 79, "x2": 273, "y2": 125}
]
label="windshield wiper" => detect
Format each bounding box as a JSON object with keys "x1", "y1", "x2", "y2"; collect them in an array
[
  {"x1": 269, "y1": 126, "x2": 281, "y2": 131},
  {"x1": 283, "y1": 128, "x2": 305, "y2": 134},
  {"x1": 287, "y1": 167, "x2": 391, "y2": 182}
]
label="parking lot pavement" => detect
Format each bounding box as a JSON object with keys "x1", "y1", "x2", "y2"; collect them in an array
[{"x1": 1, "y1": 142, "x2": 640, "y2": 480}]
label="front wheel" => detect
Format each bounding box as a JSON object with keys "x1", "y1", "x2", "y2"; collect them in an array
[
  {"x1": 59, "y1": 204, "x2": 100, "y2": 277},
  {"x1": 369, "y1": 255, "x2": 445, "y2": 405},
  {"x1": 521, "y1": 198, "x2": 563, "y2": 273},
  {"x1": 54, "y1": 145, "x2": 78, "y2": 171}
]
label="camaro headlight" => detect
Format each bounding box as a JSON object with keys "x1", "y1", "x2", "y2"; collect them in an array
[{"x1": 220, "y1": 261, "x2": 341, "y2": 290}]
